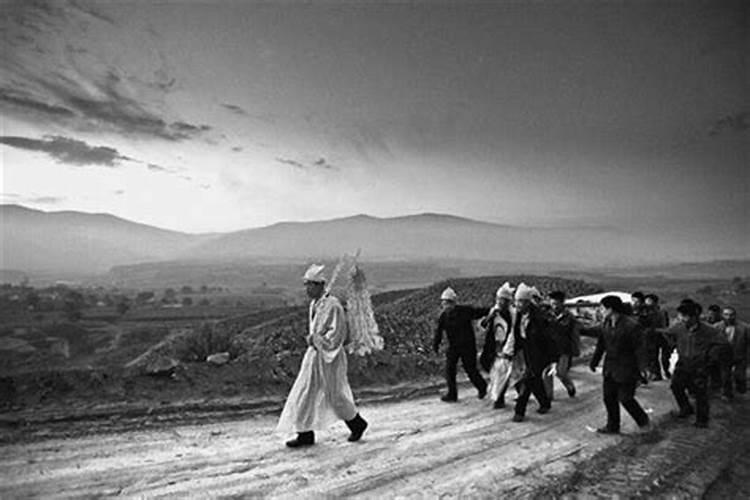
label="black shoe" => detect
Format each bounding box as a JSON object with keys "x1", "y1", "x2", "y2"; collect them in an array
[
  {"x1": 537, "y1": 405, "x2": 551, "y2": 415},
  {"x1": 671, "y1": 408, "x2": 694, "y2": 419},
  {"x1": 493, "y1": 399, "x2": 505, "y2": 409},
  {"x1": 596, "y1": 426, "x2": 620, "y2": 435},
  {"x1": 441, "y1": 394, "x2": 457, "y2": 402},
  {"x1": 345, "y1": 414, "x2": 368, "y2": 442},
  {"x1": 694, "y1": 421, "x2": 708, "y2": 429},
  {"x1": 567, "y1": 386, "x2": 577, "y2": 398},
  {"x1": 286, "y1": 431, "x2": 315, "y2": 448},
  {"x1": 478, "y1": 386, "x2": 487, "y2": 400},
  {"x1": 512, "y1": 414, "x2": 524, "y2": 422}
]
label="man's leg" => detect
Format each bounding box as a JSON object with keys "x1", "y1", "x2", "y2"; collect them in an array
[
  {"x1": 513, "y1": 377, "x2": 533, "y2": 420},
  {"x1": 529, "y1": 374, "x2": 551, "y2": 412},
  {"x1": 646, "y1": 331, "x2": 662, "y2": 380},
  {"x1": 670, "y1": 366, "x2": 694, "y2": 416},
  {"x1": 659, "y1": 336, "x2": 672, "y2": 378},
  {"x1": 734, "y1": 361, "x2": 747, "y2": 394},
  {"x1": 556, "y1": 354, "x2": 576, "y2": 397},
  {"x1": 460, "y1": 349, "x2": 487, "y2": 398},
  {"x1": 602, "y1": 376, "x2": 621, "y2": 432},
  {"x1": 618, "y1": 380, "x2": 649, "y2": 427},
  {"x1": 692, "y1": 369, "x2": 710, "y2": 427},
  {"x1": 443, "y1": 350, "x2": 460, "y2": 401}
]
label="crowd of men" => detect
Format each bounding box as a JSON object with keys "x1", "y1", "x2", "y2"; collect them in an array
[{"x1": 433, "y1": 283, "x2": 749, "y2": 432}]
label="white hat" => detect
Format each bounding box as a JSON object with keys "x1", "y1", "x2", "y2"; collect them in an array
[
  {"x1": 440, "y1": 287, "x2": 457, "y2": 301},
  {"x1": 496, "y1": 282, "x2": 515, "y2": 300},
  {"x1": 514, "y1": 283, "x2": 534, "y2": 301},
  {"x1": 303, "y1": 263, "x2": 327, "y2": 283}
]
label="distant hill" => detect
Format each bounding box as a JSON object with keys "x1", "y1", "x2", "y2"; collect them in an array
[
  {"x1": 3, "y1": 204, "x2": 747, "y2": 278},
  {"x1": 184, "y1": 212, "x2": 629, "y2": 264},
  {"x1": 0, "y1": 204, "x2": 213, "y2": 273}
]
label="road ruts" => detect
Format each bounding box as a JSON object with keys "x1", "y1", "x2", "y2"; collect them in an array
[{"x1": 525, "y1": 392, "x2": 750, "y2": 499}]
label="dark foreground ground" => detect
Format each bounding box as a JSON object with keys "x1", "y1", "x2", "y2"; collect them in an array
[{"x1": 1, "y1": 364, "x2": 748, "y2": 499}]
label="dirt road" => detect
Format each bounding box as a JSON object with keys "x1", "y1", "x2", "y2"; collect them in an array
[{"x1": 0, "y1": 367, "x2": 713, "y2": 498}]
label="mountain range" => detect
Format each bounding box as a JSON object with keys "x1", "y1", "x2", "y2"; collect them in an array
[{"x1": 1, "y1": 204, "x2": 746, "y2": 276}]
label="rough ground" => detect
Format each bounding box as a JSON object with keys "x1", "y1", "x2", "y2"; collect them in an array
[{"x1": 0, "y1": 365, "x2": 748, "y2": 499}]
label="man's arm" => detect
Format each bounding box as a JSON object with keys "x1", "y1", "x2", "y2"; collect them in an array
[
  {"x1": 433, "y1": 313, "x2": 444, "y2": 353},
  {"x1": 310, "y1": 300, "x2": 348, "y2": 363},
  {"x1": 590, "y1": 331, "x2": 605, "y2": 370}
]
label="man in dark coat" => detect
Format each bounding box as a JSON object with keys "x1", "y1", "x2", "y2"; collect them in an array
[
  {"x1": 658, "y1": 301, "x2": 728, "y2": 428},
  {"x1": 644, "y1": 294, "x2": 672, "y2": 380},
  {"x1": 544, "y1": 290, "x2": 581, "y2": 399},
  {"x1": 712, "y1": 306, "x2": 749, "y2": 398},
  {"x1": 502, "y1": 283, "x2": 558, "y2": 422},
  {"x1": 433, "y1": 287, "x2": 488, "y2": 402},
  {"x1": 587, "y1": 295, "x2": 651, "y2": 434}
]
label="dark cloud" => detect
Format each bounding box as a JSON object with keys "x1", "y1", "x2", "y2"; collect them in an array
[
  {"x1": 708, "y1": 111, "x2": 749, "y2": 136},
  {"x1": 0, "y1": 135, "x2": 132, "y2": 167},
  {"x1": 276, "y1": 156, "x2": 339, "y2": 171},
  {"x1": 276, "y1": 157, "x2": 306, "y2": 170},
  {"x1": 232, "y1": 146, "x2": 243, "y2": 152},
  {"x1": 222, "y1": 103, "x2": 247, "y2": 116},
  {"x1": 147, "y1": 163, "x2": 170, "y2": 173},
  {"x1": 114, "y1": 189, "x2": 125, "y2": 195},
  {"x1": 0, "y1": 89, "x2": 76, "y2": 118},
  {"x1": 27, "y1": 195, "x2": 65, "y2": 204},
  {"x1": 1, "y1": 1, "x2": 211, "y2": 142}
]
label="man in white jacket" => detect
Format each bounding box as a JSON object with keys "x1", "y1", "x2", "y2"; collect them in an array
[{"x1": 276, "y1": 264, "x2": 368, "y2": 448}]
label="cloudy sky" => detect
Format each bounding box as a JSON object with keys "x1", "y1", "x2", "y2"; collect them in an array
[{"x1": 1, "y1": 1, "x2": 747, "y2": 252}]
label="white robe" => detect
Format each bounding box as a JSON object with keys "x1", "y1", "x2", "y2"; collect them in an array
[
  {"x1": 487, "y1": 313, "x2": 512, "y2": 401},
  {"x1": 276, "y1": 295, "x2": 358, "y2": 433}
]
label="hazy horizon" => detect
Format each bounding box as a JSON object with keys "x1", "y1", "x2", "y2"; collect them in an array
[{"x1": 1, "y1": 1, "x2": 747, "y2": 259}]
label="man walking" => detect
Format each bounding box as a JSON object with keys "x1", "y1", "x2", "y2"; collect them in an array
[
  {"x1": 434, "y1": 287, "x2": 488, "y2": 402},
  {"x1": 587, "y1": 295, "x2": 651, "y2": 434},
  {"x1": 544, "y1": 290, "x2": 581, "y2": 398},
  {"x1": 713, "y1": 306, "x2": 749, "y2": 398},
  {"x1": 276, "y1": 264, "x2": 368, "y2": 448},
  {"x1": 501, "y1": 283, "x2": 558, "y2": 422},
  {"x1": 660, "y1": 301, "x2": 728, "y2": 428},
  {"x1": 644, "y1": 294, "x2": 671, "y2": 380},
  {"x1": 479, "y1": 282, "x2": 515, "y2": 409}
]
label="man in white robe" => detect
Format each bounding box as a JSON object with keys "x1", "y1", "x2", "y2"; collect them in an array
[{"x1": 276, "y1": 264, "x2": 368, "y2": 448}]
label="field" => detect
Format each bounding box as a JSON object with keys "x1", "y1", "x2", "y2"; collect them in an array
[{"x1": 1, "y1": 270, "x2": 748, "y2": 423}]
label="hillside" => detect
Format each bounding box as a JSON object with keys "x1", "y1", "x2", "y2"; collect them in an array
[{"x1": 0, "y1": 204, "x2": 213, "y2": 273}]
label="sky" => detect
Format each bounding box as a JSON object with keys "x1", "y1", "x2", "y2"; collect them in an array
[{"x1": 1, "y1": 1, "x2": 747, "y2": 252}]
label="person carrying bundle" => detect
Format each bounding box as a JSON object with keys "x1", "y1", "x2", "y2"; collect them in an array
[{"x1": 479, "y1": 282, "x2": 515, "y2": 409}]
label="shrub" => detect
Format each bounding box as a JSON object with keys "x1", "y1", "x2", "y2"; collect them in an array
[{"x1": 175, "y1": 322, "x2": 242, "y2": 362}]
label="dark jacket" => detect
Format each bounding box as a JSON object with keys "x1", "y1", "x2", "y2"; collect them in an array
[
  {"x1": 479, "y1": 307, "x2": 512, "y2": 372},
  {"x1": 434, "y1": 305, "x2": 489, "y2": 352},
  {"x1": 713, "y1": 320, "x2": 749, "y2": 364},
  {"x1": 662, "y1": 321, "x2": 729, "y2": 370},
  {"x1": 589, "y1": 314, "x2": 646, "y2": 383},
  {"x1": 511, "y1": 306, "x2": 559, "y2": 377},
  {"x1": 549, "y1": 309, "x2": 581, "y2": 357}
]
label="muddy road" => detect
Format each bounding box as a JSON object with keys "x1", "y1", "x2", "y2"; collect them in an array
[{"x1": 0, "y1": 365, "x2": 741, "y2": 498}]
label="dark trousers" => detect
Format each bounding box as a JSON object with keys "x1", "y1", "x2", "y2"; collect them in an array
[
  {"x1": 445, "y1": 348, "x2": 487, "y2": 397},
  {"x1": 647, "y1": 332, "x2": 672, "y2": 378},
  {"x1": 726, "y1": 360, "x2": 747, "y2": 396},
  {"x1": 602, "y1": 376, "x2": 649, "y2": 431},
  {"x1": 514, "y1": 374, "x2": 550, "y2": 417},
  {"x1": 708, "y1": 344, "x2": 731, "y2": 393},
  {"x1": 671, "y1": 364, "x2": 709, "y2": 424}
]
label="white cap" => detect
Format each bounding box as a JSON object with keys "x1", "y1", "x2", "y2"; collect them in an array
[
  {"x1": 496, "y1": 282, "x2": 515, "y2": 300},
  {"x1": 514, "y1": 283, "x2": 534, "y2": 301},
  {"x1": 303, "y1": 263, "x2": 327, "y2": 283},
  {"x1": 440, "y1": 287, "x2": 457, "y2": 301}
]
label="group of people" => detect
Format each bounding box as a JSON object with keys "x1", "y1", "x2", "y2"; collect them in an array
[
  {"x1": 275, "y1": 265, "x2": 748, "y2": 448},
  {"x1": 433, "y1": 283, "x2": 749, "y2": 433}
]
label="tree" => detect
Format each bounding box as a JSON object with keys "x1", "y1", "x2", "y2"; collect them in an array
[
  {"x1": 182, "y1": 296, "x2": 193, "y2": 307},
  {"x1": 181, "y1": 285, "x2": 194, "y2": 294},
  {"x1": 164, "y1": 288, "x2": 177, "y2": 303},
  {"x1": 63, "y1": 290, "x2": 85, "y2": 322},
  {"x1": 116, "y1": 299, "x2": 131, "y2": 316},
  {"x1": 136, "y1": 291, "x2": 155, "y2": 306}
]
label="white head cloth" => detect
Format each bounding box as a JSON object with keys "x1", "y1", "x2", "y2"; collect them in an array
[
  {"x1": 514, "y1": 283, "x2": 534, "y2": 301},
  {"x1": 440, "y1": 287, "x2": 457, "y2": 301},
  {"x1": 303, "y1": 263, "x2": 327, "y2": 283},
  {"x1": 496, "y1": 282, "x2": 515, "y2": 300}
]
